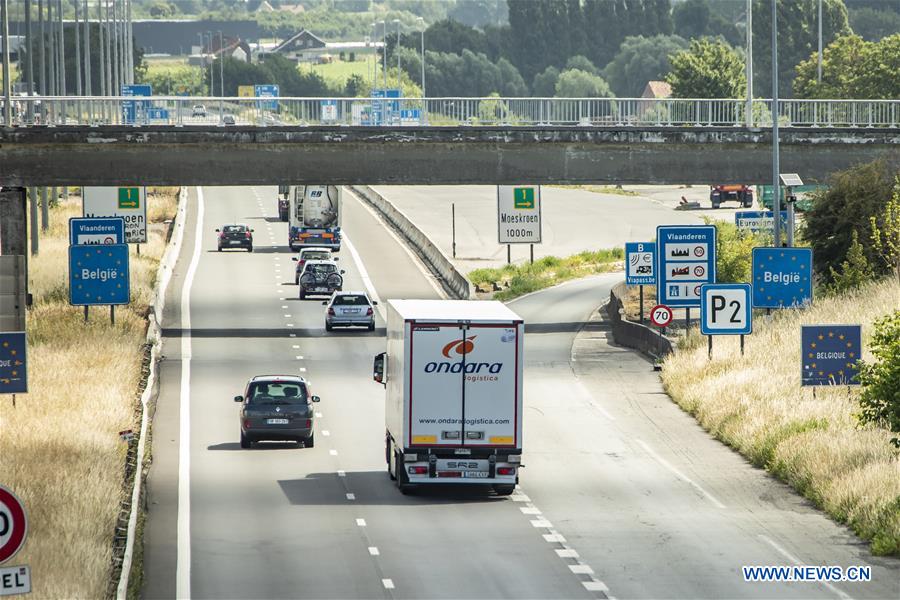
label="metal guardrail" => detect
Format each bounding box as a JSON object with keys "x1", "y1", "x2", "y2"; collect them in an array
[{"x1": 4, "y1": 96, "x2": 899, "y2": 128}]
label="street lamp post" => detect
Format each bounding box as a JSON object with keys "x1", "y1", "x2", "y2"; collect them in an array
[
  {"x1": 745, "y1": 0, "x2": 752, "y2": 127},
  {"x1": 417, "y1": 17, "x2": 425, "y2": 98},
  {"x1": 379, "y1": 20, "x2": 385, "y2": 90},
  {"x1": 771, "y1": 0, "x2": 782, "y2": 248},
  {"x1": 817, "y1": 0, "x2": 823, "y2": 84},
  {"x1": 392, "y1": 18, "x2": 401, "y2": 90}
]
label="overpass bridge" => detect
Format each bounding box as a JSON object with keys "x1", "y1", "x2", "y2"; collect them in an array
[{"x1": 2, "y1": 97, "x2": 898, "y2": 186}]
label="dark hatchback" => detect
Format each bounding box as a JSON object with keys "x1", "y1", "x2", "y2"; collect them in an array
[
  {"x1": 216, "y1": 224, "x2": 254, "y2": 252},
  {"x1": 235, "y1": 375, "x2": 320, "y2": 448}
]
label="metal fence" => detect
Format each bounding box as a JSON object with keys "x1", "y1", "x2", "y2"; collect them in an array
[{"x1": 5, "y1": 96, "x2": 899, "y2": 128}]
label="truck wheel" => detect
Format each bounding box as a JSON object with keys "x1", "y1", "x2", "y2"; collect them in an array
[
  {"x1": 711, "y1": 202, "x2": 720, "y2": 209},
  {"x1": 493, "y1": 485, "x2": 515, "y2": 496},
  {"x1": 396, "y1": 453, "x2": 412, "y2": 494}
]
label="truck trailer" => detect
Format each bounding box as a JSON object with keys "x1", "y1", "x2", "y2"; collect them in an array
[
  {"x1": 373, "y1": 300, "x2": 524, "y2": 495},
  {"x1": 287, "y1": 185, "x2": 342, "y2": 252}
]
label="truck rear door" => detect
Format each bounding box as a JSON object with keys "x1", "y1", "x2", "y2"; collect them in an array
[{"x1": 409, "y1": 323, "x2": 519, "y2": 448}]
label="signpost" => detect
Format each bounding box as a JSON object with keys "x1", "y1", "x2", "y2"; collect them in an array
[
  {"x1": 254, "y1": 84, "x2": 279, "y2": 111},
  {"x1": 370, "y1": 88, "x2": 401, "y2": 125},
  {"x1": 752, "y1": 247, "x2": 813, "y2": 309},
  {"x1": 237, "y1": 85, "x2": 254, "y2": 98},
  {"x1": 121, "y1": 84, "x2": 152, "y2": 125},
  {"x1": 700, "y1": 283, "x2": 752, "y2": 358},
  {"x1": 320, "y1": 99, "x2": 338, "y2": 122},
  {"x1": 649, "y1": 304, "x2": 673, "y2": 366},
  {"x1": 68, "y1": 245, "x2": 131, "y2": 325},
  {"x1": 0, "y1": 332, "x2": 27, "y2": 395},
  {"x1": 625, "y1": 242, "x2": 656, "y2": 323},
  {"x1": 0, "y1": 485, "x2": 29, "y2": 597},
  {"x1": 498, "y1": 185, "x2": 542, "y2": 264},
  {"x1": 68, "y1": 217, "x2": 125, "y2": 246},
  {"x1": 83, "y1": 187, "x2": 147, "y2": 244},
  {"x1": 656, "y1": 225, "x2": 717, "y2": 327},
  {"x1": 735, "y1": 210, "x2": 789, "y2": 232},
  {"x1": 801, "y1": 325, "x2": 862, "y2": 387}
]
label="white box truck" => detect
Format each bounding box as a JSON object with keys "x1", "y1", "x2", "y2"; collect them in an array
[
  {"x1": 373, "y1": 300, "x2": 524, "y2": 495},
  {"x1": 287, "y1": 185, "x2": 342, "y2": 252}
]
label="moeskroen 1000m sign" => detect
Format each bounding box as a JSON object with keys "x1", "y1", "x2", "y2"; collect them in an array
[{"x1": 497, "y1": 186, "x2": 542, "y2": 244}]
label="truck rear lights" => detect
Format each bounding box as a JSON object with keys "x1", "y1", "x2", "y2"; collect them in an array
[
  {"x1": 408, "y1": 466, "x2": 427, "y2": 475},
  {"x1": 465, "y1": 431, "x2": 484, "y2": 440},
  {"x1": 442, "y1": 431, "x2": 461, "y2": 439},
  {"x1": 497, "y1": 467, "x2": 516, "y2": 476}
]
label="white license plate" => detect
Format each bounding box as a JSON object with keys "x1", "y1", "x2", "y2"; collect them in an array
[
  {"x1": 344, "y1": 309, "x2": 361, "y2": 314},
  {"x1": 462, "y1": 471, "x2": 489, "y2": 478},
  {"x1": 230, "y1": 240, "x2": 241, "y2": 244},
  {"x1": 266, "y1": 418, "x2": 289, "y2": 425}
]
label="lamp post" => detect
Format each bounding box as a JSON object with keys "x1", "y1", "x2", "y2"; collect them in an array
[
  {"x1": 369, "y1": 22, "x2": 376, "y2": 92},
  {"x1": 771, "y1": 0, "x2": 782, "y2": 248},
  {"x1": 417, "y1": 17, "x2": 425, "y2": 98},
  {"x1": 817, "y1": 0, "x2": 823, "y2": 84},
  {"x1": 745, "y1": 0, "x2": 752, "y2": 126},
  {"x1": 392, "y1": 18, "x2": 400, "y2": 89},
  {"x1": 379, "y1": 20, "x2": 385, "y2": 90}
]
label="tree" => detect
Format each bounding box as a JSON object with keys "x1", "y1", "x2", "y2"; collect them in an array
[
  {"x1": 856, "y1": 310, "x2": 900, "y2": 448},
  {"x1": 555, "y1": 69, "x2": 613, "y2": 98},
  {"x1": 827, "y1": 230, "x2": 874, "y2": 294},
  {"x1": 870, "y1": 179, "x2": 900, "y2": 284},
  {"x1": 604, "y1": 34, "x2": 688, "y2": 98},
  {"x1": 751, "y1": 0, "x2": 851, "y2": 97},
  {"x1": 448, "y1": 0, "x2": 509, "y2": 28},
  {"x1": 532, "y1": 66, "x2": 560, "y2": 97},
  {"x1": 565, "y1": 55, "x2": 598, "y2": 75},
  {"x1": 849, "y1": 7, "x2": 900, "y2": 41},
  {"x1": 666, "y1": 38, "x2": 745, "y2": 98},
  {"x1": 673, "y1": 0, "x2": 711, "y2": 40},
  {"x1": 803, "y1": 159, "x2": 899, "y2": 285},
  {"x1": 506, "y1": 0, "x2": 547, "y2": 83},
  {"x1": 794, "y1": 34, "x2": 900, "y2": 100}
]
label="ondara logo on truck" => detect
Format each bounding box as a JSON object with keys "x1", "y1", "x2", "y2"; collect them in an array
[{"x1": 425, "y1": 336, "x2": 503, "y2": 375}]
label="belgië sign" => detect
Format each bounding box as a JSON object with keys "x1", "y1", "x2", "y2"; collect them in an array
[
  {"x1": 83, "y1": 187, "x2": 147, "y2": 244},
  {"x1": 752, "y1": 247, "x2": 813, "y2": 309},
  {"x1": 497, "y1": 185, "x2": 542, "y2": 244},
  {"x1": 625, "y1": 242, "x2": 656, "y2": 285},
  {"x1": 801, "y1": 325, "x2": 862, "y2": 386},
  {"x1": 68, "y1": 245, "x2": 131, "y2": 306},
  {"x1": 0, "y1": 485, "x2": 27, "y2": 564},
  {"x1": 0, "y1": 333, "x2": 27, "y2": 395},
  {"x1": 700, "y1": 284, "x2": 752, "y2": 335},
  {"x1": 68, "y1": 217, "x2": 125, "y2": 246},
  {"x1": 656, "y1": 225, "x2": 716, "y2": 307}
]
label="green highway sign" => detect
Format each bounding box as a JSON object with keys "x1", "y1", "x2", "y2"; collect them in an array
[
  {"x1": 513, "y1": 187, "x2": 535, "y2": 209},
  {"x1": 118, "y1": 187, "x2": 141, "y2": 209}
]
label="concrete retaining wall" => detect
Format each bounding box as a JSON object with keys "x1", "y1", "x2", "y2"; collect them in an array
[
  {"x1": 348, "y1": 186, "x2": 472, "y2": 300},
  {"x1": 606, "y1": 281, "x2": 673, "y2": 359}
]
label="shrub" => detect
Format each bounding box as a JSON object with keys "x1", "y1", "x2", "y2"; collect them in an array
[
  {"x1": 828, "y1": 229, "x2": 874, "y2": 294},
  {"x1": 705, "y1": 218, "x2": 770, "y2": 284},
  {"x1": 856, "y1": 310, "x2": 900, "y2": 447}
]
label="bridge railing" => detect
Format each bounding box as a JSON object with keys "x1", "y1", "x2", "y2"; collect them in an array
[{"x1": 5, "y1": 96, "x2": 899, "y2": 128}]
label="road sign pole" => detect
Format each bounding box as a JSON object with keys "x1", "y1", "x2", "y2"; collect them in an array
[
  {"x1": 708, "y1": 335, "x2": 713, "y2": 360},
  {"x1": 451, "y1": 202, "x2": 456, "y2": 258},
  {"x1": 639, "y1": 285, "x2": 644, "y2": 324},
  {"x1": 740, "y1": 334, "x2": 745, "y2": 356},
  {"x1": 686, "y1": 307, "x2": 691, "y2": 330},
  {"x1": 507, "y1": 245, "x2": 511, "y2": 265},
  {"x1": 110, "y1": 305, "x2": 115, "y2": 325},
  {"x1": 530, "y1": 244, "x2": 533, "y2": 265}
]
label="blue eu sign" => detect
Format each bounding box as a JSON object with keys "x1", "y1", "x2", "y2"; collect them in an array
[
  {"x1": 752, "y1": 247, "x2": 813, "y2": 309},
  {"x1": 0, "y1": 332, "x2": 27, "y2": 394},
  {"x1": 69, "y1": 244, "x2": 131, "y2": 306},
  {"x1": 801, "y1": 325, "x2": 861, "y2": 386}
]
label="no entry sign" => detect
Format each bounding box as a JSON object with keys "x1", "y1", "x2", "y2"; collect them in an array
[{"x1": 0, "y1": 486, "x2": 27, "y2": 564}]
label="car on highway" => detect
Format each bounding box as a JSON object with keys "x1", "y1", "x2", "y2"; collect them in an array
[
  {"x1": 216, "y1": 224, "x2": 254, "y2": 252},
  {"x1": 292, "y1": 248, "x2": 337, "y2": 284},
  {"x1": 298, "y1": 260, "x2": 344, "y2": 299},
  {"x1": 222, "y1": 114, "x2": 236, "y2": 126},
  {"x1": 323, "y1": 291, "x2": 377, "y2": 332},
  {"x1": 235, "y1": 375, "x2": 320, "y2": 448},
  {"x1": 192, "y1": 104, "x2": 207, "y2": 117}
]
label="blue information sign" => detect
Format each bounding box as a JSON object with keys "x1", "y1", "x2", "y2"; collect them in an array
[
  {"x1": 121, "y1": 84, "x2": 152, "y2": 124},
  {"x1": 0, "y1": 332, "x2": 27, "y2": 394},
  {"x1": 656, "y1": 225, "x2": 716, "y2": 307},
  {"x1": 751, "y1": 247, "x2": 813, "y2": 309},
  {"x1": 625, "y1": 242, "x2": 656, "y2": 285},
  {"x1": 255, "y1": 84, "x2": 279, "y2": 110},
  {"x1": 69, "y1": 217, "x2": 125, "y2": 246},
  {"x1": 735, "y1": 211, "x2": 789, "y2": 232},
  {"x1": 69, "y1": 244, "x2": 131, "y2": 306},
  {"x1": 801, "y1": 325, "x2": 861, "y2": 386},
  {"x1": 700, "y1": 283, "x2": 752, "y2": 335},
  {"x1": 371, "y1": 89, "x2": 401, "y2": 125}
]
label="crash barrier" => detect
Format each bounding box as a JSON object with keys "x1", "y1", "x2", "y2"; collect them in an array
[
  {"x1": 348, "y1": 186, "x2": 472, "y2": 300},
  {"x1": 605, "y1": 281, "x2": 673, "y2": 360}
]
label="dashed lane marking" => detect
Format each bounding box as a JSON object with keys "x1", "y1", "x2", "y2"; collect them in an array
[
  {"x1": 382, "y1": 579, "x2": 394, "y2": 590},
  {"x1": 346, "y1": 493, "x2": 356, "y2": 501},
  {"x1": 356, "y1": 518, "x2": 366, "y2": 527},
  {"x1": 337, "y1": 470, "x2": 346, "y2": 477},
  {"x1": 556, "y1": 549, "x2": 579, "y2": 558},
  {"x1": 315, "y1": 412, "x2": 323, "y2": 418},
  {"x1": 322, "y1": 430, "x2": 331, "y2": 437},
  {"x1": 569, "y1": 565, "x2": 594, "y2": 575},
  {"x1": 520, "y1": 505, "x2": 542, "y2": 515},
  {"x1": 368, "y1": 547, "x2": 379, "y2": 556},
  {"x1": 530, "y1": 519, "x2": 553, "y2": 528},
  {"x1": 329, "y1": 449, "x2": 338, "y2": 456}
]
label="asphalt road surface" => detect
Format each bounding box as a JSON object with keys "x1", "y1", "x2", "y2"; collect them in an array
[{"x1": 142, "y1": 186, "x2": 898, "y2": 599}]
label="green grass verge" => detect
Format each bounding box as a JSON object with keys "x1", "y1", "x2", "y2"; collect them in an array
[
  {"x1": 298, "y1": 56, "x2": 379, "y2": 89},
  {"x1": 470, "y1": 249, "x2": 624, "y2": 301}
]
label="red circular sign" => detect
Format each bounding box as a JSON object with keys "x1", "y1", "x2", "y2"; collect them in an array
[
  {"x1": 650, "y1": 304, "x2": 674, "y2": 328},
  {"x1": 0, "y1": 485, "x2": 28, "y2": 564}
]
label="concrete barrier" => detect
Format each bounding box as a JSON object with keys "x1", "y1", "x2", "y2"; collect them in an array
[
  {"x1": 348, "y1": 185, "x2": 472, "y2": 300},
  {"x1": 606, "y1": 281, "x2": 673, "y2": 360}
]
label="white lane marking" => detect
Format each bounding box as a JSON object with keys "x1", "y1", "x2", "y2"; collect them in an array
[
  {"x1": 356, "y1": 518, "x2": 366, "y2": 526},
  {"x1": 531, "y1": 519, "x2": 553, "y2": 528},
  {"x1": 382, "y1": 579, "x2": 395, "y2": 590},
  {"x1": 284, "y1": 314, "x2": 291, "y2": 317},
  {"x1": 346, "y1": 493, "x2": 356, "y2": 500},
  {"x1": 329, "y1": 449, "x2": 338, "y2": 456},
  {"x1": 511, "y1": 494, "x2": 531, "y2": 502},
  {"x1": 289, "y1": 333, "x2": 296, "y2": 337},
  {"x1": 569, "y1": 565, "x2": 594, "y2": 575},
  {"x1": 342, "y1": 233, "x2": 386, "y2": 321},
  {"x1": 315, "y1": 412, "x2": 323, "y2": 418},
  {"x1": 520, "y1": 505, "x2": 542, "y2": 515},
  {"x1": 583, "y1": 581, "x2": 609, "y2": 592},
  {"x1": 368, "y1": 547, "x2": 380, "y2": 556},
  {"x1": 337, "y1": 470, "x2": 346, "y2": 477},
  {"x1": 282, "y1": 305, "x2": 288, "y2": 309},
  {"x1": 299, "y1": 367, "x2": 307, "y2": 372},
  {"x1": 286, "y1": 323, "x2": 294, "y2": 327},
  {"x1": 176, "y1": 187, "x2": 205, "y2": 599},
  {"x1": 635, "y1": 439, "x2": 726, "y2": 509},
  {"x1": 556, "y1": 549, "x2": 579, "y2": 558},
  {"x1": 292, "y1": 344, "x2": 300, "y2": 349},
  {"x1": 295, "y1": 355, "x2": 303, "y2": 360},
  {"x1": 322, "y1": 430, "x2": 331, "y2": 436},
  {"x1": 543, "y1": 533, "x2": 566, "y2": 543},
  {"x1": 759, "y1": 535, "x2": 854, "y2": 600}
]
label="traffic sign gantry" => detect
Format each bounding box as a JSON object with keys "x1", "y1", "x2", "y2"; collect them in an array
[
  {"x1": 801, "y1": 325, "x2": 862, "y2": 386},
  {"x1": 68, "y1": 245, "x2": 131, "y2": 306},
  {"x1": 0, "y1": 485, "x2": 28, "y2": 564},
  {"x1": 700, "y1": 284, "x2": 752, "y2": 335},
  {"x1": 752, "y1": 247, "x2": 813, "y2": 309},
  {"x1": 656, "y1": 225, "x2": 716, "y2": 307},
  {"x1": 650, "y1": 304, "x2": 673, "y2": 328}
]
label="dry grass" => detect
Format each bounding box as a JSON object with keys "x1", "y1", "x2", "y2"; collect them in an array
[
  {"x1": 0, "y1": 187, "x2": 178, "y2": 597},
  {"x1": 661, "y1": 278, "x2": 900, "y2": 555}
]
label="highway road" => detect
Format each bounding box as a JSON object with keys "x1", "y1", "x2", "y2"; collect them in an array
[{"x1": 142, "y1": 185, "x2": 899, "y2": 599}]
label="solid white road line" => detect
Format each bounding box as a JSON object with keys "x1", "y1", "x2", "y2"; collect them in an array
[
  {"x1": 176, "y1": 187, "x2": 205, "y2": 599},
  {"x1": 382, "y1": 579, "x2": 395, "y2": 589},
  {"x1": 342, "y1": 233, "x2": 386, "y2": 321},
  {"x1": 346, "y1": 493, "x2": 356, "y2": 501},
  {"x1": 356, "y1": 518, "x2": 367, "y2": 527},
  {"x1": 635, "y1": 439, "x2": 726, "y2": 509},
  {"x1": 337, "y1": 470, "x2": 346, "y2": 477},
  {"x1": 759, "y1": 535, "x2": 854, "y2": 600},
  {"x1": 368, "y1": 547, "x2": 380, "y2": 556}
]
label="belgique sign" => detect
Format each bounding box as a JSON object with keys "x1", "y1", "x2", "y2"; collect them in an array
[
  {"x1": 0, "y1": 333, "x2": 27, "y2": 395},
  {"x1": 82, "y1": 187, "x2": 147, "y2": 244},
  {"x1": 497, "y1": 185, "x2": 542, "y2": 244},
  {"x1": 752, "y1": 247, "x2": 813, "y2": 309},
  {"x1": 801, "y1": 325, "x2": 861, "y2": 386}
]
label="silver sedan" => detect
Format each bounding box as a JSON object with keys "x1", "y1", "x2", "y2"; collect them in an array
[{"x1": 324, "y1": 291, "x2": 377, "y2": 332}]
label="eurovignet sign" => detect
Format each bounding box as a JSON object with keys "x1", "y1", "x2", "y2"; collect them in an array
[{"x1": 497, "y1": 186, "x2": 542, "y2": 244}]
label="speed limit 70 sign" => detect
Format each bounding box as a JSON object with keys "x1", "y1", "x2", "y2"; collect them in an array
[
  {"x1": 650, "y1": 304, "x2": 673, "y2": 328},
  {"x1": 0, "y1": 486, "x2": 27, "y2": 564},
  {"x1": 700, "y1": 283, "x2": 752, "y2": 335}
]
